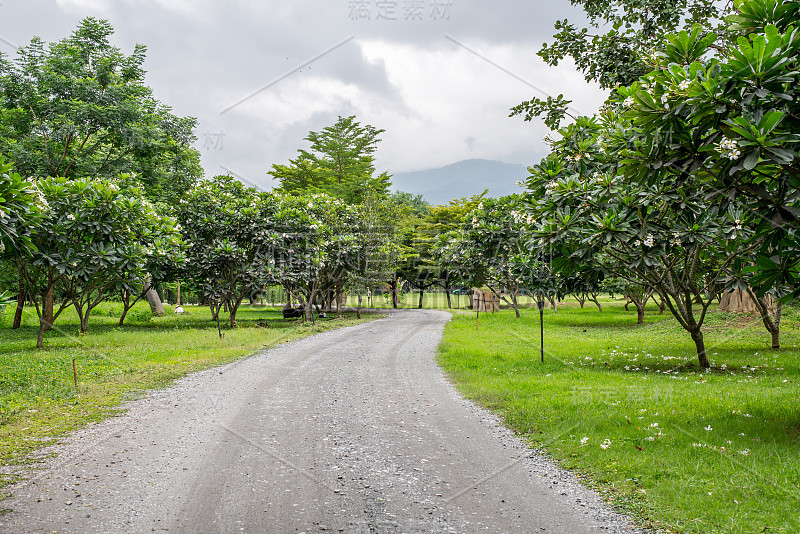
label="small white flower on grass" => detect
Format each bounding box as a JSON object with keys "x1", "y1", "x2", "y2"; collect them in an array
[
  {"x1": 650, "y1": 423, "x2": 659, "y2": 428},
  {"x1": 704, "y1": 425, "x2": 713, "y2": 431},
  {"x1": 600, "y1": 439, "x2": 611, "y2": 449},
  {"x1": 646, "y1": 436, "x2": 655, "y2": 441},
  {"x1": 581, "y1": 437, "x2": 589, "y2": 445},
  {"x1": 740, "y1": 449, "x2": 751, "y2": 456}
]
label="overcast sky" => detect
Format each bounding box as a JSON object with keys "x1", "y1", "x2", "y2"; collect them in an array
[{"x1": 0, "y1": 0, "x2": 608, "y2": 191}]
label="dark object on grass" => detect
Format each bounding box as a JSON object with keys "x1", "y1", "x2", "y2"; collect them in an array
[{"x1": 282, "y1": 306, "x2": 304, "y2": 319}]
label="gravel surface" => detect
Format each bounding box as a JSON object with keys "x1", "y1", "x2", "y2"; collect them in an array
[{"x1": 0, "y1": 309, "x2": 651, "y2": 533}]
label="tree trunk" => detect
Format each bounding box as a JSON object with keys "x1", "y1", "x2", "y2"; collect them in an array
[
  {"x1": 418, "y1": 288, "x2": 424, "y2": 309},
  {"x1": 144, "y1": 276, "x2": 165, "y2": 316},
  {"x1": 691, "y1": 330, "x2": 710, "y2": 368},
  {"x1": 511, "y1": 292, "x2": 521, "y2": 318},
  {"x1": 588, "y1": 294, "x2": 602, "y2": 312},
  {"x1": 445, "y1": 288, "x2": 452, "y2": 309},
  {"x1": 636, "y1": 301, "x2": 645, "y2": 324},
  {"x1": 119, "y1": 306, "x2": 130, "y2": 326},
  {"x1": 391, "y1": 277, "x2": 399, "y2": 308},
  {"x1": 12, "y1": 271, "x2": 24, "y2": 329},
  {"x1": 304, "y1": 297, "x2": 314, "y2": 322},
  {"x1": 37, "y1": 320, "x2": 46, "y2": 349},
  {"x1": 44, "y1": 286, "x2": 54, "y2": 332},
  {"x1": 357, "y1": 292, "x2": 362, "y2": 319}
]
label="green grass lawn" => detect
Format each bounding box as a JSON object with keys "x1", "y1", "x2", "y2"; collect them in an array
[
  {"x1": 0, "y1": 301, "x2": 376, "y2": 486},
  {"x1": 438, "y1": 298, "x2": 800, "y2": 534}
]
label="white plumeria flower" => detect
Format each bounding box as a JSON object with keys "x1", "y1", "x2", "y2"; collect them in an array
[
  {"x1": 67, "y1": 213, "x2": 76, "y2": 221},
  {"x1": 705, "y1": 425, "x2": 713, "y2": 431},
  {"x1": 580, "y1": 437, "x2": 589, "y2": 445},
  {"x1": 679, "y1": 79, "x2": 691, "y2": 91},
  {"x1": 623, "y1": 96, "x2": 635, "y2": 107},
  {"x1": 600, "y1": 439, "x2": 612, "y2": 450},
  {"x1": 716, "y1": 136, "x2": 742, "y2": 160}
]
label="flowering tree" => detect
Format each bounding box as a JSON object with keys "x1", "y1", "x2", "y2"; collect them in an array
[
  {"x1": 523, "y1": 111, "x2": 751, "y2": 367},
  {"x1": 20, "y1": 178, "x2": 178, "y2": 347},
  {"x1": 0, "y1": 156, "x2": 37, "y2": 256},
  {"x1": 614, "y1": 7, "x2": 800, "y2": 300},
  {"x1": 346, "y1": 192, "x2": 403, "y2": 318},
  {"x1": 177, "y1": 175, "x2": 278, "y2": 328},
  {"x1": 458, "y1": 196, "x2": 526, "y2": 317},
  {"x1": 268, "y1": 194, "x2": 329, "y2": 322}
]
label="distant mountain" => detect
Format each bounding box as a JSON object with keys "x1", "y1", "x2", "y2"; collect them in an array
[{"x1": 390, "y1": 159, "x2": 528, "y2": 205}]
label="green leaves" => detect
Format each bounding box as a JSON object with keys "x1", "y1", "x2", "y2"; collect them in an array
[
  {"x1": 724, "y1": 24, "x2": 797, "y2": 89},
  {"x1": 272, "y1": 116, "x2": 387, "y2": 205},
  {"x1": 728, "y1": 0, "x2": 800, "y2": 34},
  {"x1": 663, "y1": 24, "x2": 717, "y2": 65},
  {"x1": 0, "y1": 18, "x2": 201, "y2": 203}
]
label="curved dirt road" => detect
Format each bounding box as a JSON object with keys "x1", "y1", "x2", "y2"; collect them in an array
[{"x1": 0, "y1": 309, "x2": 644, "y2": 533}]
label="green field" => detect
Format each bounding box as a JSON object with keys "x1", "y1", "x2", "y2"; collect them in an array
[
  {"x1": 438, "y1": 298, "x2": 800, "y2": 533},
  {"x1": 0, "y1": 301, "x2": 376, "y2": 486}
]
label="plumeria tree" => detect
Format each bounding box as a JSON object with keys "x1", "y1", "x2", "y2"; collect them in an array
[
  {"x1": 0, "y1": 156, "x2": 37, "y2": 256},
  {"x1": 523, "y1": 111, "x2": 752, "y2": 367},
  {"x1": 0, "y1": 156, "x2": 38, "y2": 328},
  {"x1": 177, "y1": 175, "x2": 279, "y2": 328},
  {"x1": 611, "y1": 1, "x2": 800, "y2": 342},
  {"x1": 20, "y1": 177, "x2": 178, "y2": 347},
  {"x1": 346, "y1": 192, "x2": 403, "y2": 318},
  {"x1": 268, "y1": 194, "x2": 330, "y2": 322},
  {"x1": 459, "y1": 196, "x2": 526, "y2": 317}
]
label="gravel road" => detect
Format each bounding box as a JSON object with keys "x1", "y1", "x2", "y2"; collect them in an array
[{"x1": 0, "y1": 309, "x2": 648, "y2": 533}]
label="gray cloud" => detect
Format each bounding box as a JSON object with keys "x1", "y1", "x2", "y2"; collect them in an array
[{"x1": 0, "y1": 0, "x2": 604, "y2": 198}]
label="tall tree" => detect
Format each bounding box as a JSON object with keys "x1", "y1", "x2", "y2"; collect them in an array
[
  {"x1": 0, "y1": 17, "x2": 202, "y2": 202},
  {"x1": 270, "y1": 116, "x2": 389, "y2": 204}
]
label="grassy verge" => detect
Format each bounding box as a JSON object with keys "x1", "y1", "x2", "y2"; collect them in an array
[
  {"x1": 0, "y1": 301, "x2": 377, "y2": 485},
  {"x1": 437, "y1": 299, "x2": 800, "y2": 534}
]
